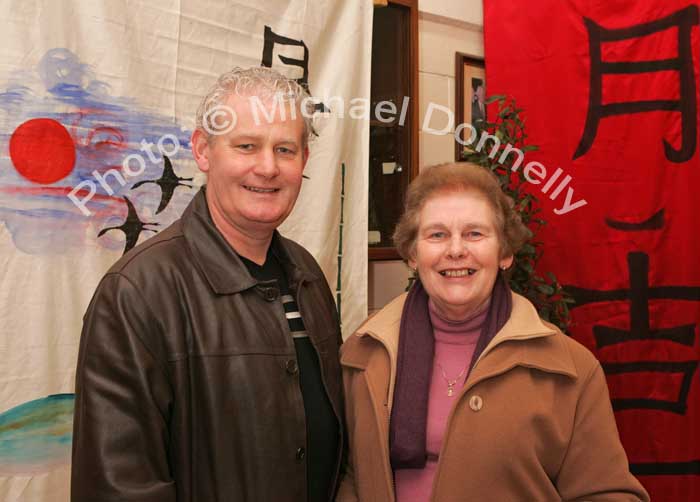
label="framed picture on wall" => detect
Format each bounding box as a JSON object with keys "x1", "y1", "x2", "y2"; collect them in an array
[{"x1": 455, "y1": 53, "x2": 485, "y2": 161}]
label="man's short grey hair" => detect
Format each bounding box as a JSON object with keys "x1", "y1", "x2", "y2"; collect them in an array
[{"x1": 195, "y1": 66, "x2": 316, "y2": 146}]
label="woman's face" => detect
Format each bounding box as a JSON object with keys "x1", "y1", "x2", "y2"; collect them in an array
[{"x1": 409, "y1": 190, "x2": 513, "y2": 321}]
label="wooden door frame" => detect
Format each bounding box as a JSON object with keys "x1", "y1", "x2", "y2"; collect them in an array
[{"x1": 368, "y1": 0, "x2": 419, "y2": 261}]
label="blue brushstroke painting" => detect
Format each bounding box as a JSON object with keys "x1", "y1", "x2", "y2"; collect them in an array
[
  {"x1": 0, "y1": 48, "x2": 197, "y2": 254},
  {"x1": 0, "y1": 394, "x2": 74, "y2": 474}
]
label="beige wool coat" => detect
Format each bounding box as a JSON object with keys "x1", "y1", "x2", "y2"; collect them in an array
[{"x1": 336, "y1": 292, "x2": 649, "y2": 502}]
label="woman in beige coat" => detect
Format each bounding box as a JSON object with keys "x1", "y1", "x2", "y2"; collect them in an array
[{"x1": 337, "y1": 163, "x2": 648, "y2": 502}]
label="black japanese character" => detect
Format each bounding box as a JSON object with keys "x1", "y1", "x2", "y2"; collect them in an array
[
  {"x1": 262, "y1": 25, "x2": 329, "y2": 113},
  {"x1": 574, "y1": 6, "x2": 699, "y2": 163},
  {"x1": 565, "y1": 211, "x2": 700, "y2": 416}
]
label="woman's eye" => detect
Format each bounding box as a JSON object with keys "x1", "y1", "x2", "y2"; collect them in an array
[
  {"x1": 429, "y1": 232, "x2": 446, "y2": 239},
  {"x1": 467, "y1": 231, "x2": 483, "y2": 238}
]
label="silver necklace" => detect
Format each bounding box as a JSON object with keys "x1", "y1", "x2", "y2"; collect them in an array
[{"x1": 437, "y1": 363, "x2": 468, "y2": 397}]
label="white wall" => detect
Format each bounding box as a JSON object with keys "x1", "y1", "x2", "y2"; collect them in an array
[
  {"x1": 368, "y1": 1, "x2": 484, "y2": 315},
  {"x1": 418, "y1": 0, "x2": 483, "y2": 27},
  {"x1": 419, "y1": 7, "x2": 483, "y2": 167}
]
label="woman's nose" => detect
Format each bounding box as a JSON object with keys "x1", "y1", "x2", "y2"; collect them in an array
[{"x1": 446, "y1": 236, "x2": 466, "y2": 258}]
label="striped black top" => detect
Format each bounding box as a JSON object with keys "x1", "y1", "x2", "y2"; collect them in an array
[{"x1": 281, "y1": 293, "x2": 307, "y2": 337}]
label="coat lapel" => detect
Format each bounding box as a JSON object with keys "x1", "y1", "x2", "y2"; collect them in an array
[{"x1": 343, "y1": 291, "x2": 580, "y2": 413}]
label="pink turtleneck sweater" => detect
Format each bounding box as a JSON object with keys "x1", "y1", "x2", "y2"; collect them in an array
[{"x1": 394, "y1": 300, "x2": 487, "y2": 502}]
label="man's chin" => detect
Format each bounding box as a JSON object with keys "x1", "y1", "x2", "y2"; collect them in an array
[{"x1": 243, "y1": 213, "x2": 288, "y2": 231}]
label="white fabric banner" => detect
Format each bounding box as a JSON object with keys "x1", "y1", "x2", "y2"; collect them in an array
[{"x1": 0, "y1": 0, "x2": 370, "y2": 499}]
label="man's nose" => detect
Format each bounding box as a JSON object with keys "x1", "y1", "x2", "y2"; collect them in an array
[{"x1": 253, "y1": 148, "x2": 280, "y2": 178}]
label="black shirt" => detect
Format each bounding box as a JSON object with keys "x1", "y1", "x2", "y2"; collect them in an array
[{"x1": 239, "y1": 245, "x2": 339, "y2": 502}]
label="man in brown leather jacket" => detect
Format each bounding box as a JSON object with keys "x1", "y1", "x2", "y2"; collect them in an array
[{"x1": 71, "y1": 67, "x2": 344, "y2": 502}]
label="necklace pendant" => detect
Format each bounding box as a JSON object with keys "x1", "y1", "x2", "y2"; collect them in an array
[{"x1": 438, "y1": 364, "x2": 467, "y2": 398}]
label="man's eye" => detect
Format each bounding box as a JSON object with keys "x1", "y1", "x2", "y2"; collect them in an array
[
  {"x1": 429, "y1": 232, "x2": 446, "y2": 239},
  {"x1": 237, "y1": 144, "x2": 254, "y2": 151},
  {"x1": 276, "y1": 146, "x2": 296, "y2": 155},
  {"x1": 466, "y1": 231, "x2": 483, "y2": 238}
]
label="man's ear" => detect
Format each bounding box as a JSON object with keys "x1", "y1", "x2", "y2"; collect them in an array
[{"x1": 191, "y1": 129, "x2": 211, "y2": 173}]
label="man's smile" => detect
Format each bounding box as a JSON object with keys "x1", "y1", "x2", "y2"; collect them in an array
[{"x1": 243, "y1": 185, "x2": 279, "y2": 193}]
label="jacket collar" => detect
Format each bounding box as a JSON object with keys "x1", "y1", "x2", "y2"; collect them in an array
[
  {"x1": 470, "y1": 293, "x2": 578, "y2": 381},
  {"x1": 181, "y1": 187, "x2": 319, "y2": 295},
  {"x1": 351, "y1": 291, "x2": 577, "y2": 406}
]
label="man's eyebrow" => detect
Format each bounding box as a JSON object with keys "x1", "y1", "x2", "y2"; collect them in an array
[
  {"x1": 228, "y1": 134, "x2": 263, "y2": 142},
  {"x1": 276, "y1": 138, "x2": 302, "y2": 146},
  {"x1": 226, "y1": 134, "x2": 301, "y2": 146}
]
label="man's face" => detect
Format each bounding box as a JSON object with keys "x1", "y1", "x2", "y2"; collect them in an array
[
  {"x1": 192, "y1": 92, "x2": 308, "y2": 238},
  {"x1": 476, "y1": 85, "x2": 485, "y2": 104}
]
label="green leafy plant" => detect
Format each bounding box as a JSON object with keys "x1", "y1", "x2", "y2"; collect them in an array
[{"x1": 460, "y1": 95, "x2": 575, "y2": 332}]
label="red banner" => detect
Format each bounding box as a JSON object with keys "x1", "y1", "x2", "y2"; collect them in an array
[{"x1": 484, "y1": 1, "x2": 700, "y2": 500}]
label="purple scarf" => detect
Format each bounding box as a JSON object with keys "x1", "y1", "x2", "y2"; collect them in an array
[{"x1": 389, "y1": 273, "x2": 512, "y2": 469}]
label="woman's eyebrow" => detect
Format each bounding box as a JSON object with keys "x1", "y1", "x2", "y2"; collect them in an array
[{"x1": 421, "y1": 222, "x2": 448, "y2": 230}]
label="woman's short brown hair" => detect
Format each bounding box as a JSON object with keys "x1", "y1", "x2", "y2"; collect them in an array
[{"x1": 392, "y1": 162, "x2": 531, "y2": 261}]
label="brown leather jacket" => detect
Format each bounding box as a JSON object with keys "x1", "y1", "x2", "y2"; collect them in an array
[{"x1": 72, "y1": 189, "x2": 344, "y2": 501}]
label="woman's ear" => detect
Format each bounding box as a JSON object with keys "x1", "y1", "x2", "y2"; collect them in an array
[{"x1": 500, "y1": 254, "x2": 514, "y2": 270}]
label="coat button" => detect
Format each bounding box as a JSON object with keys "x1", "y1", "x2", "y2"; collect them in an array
[
  {"x1": 263, "y1": 287, "x2": 279, "y2": 302},
  {"x1": 469, "y1": 395, "x2": 483, "y2": 411},
  {"x1": 295, "y1": 447, "x2": 306, "y2": 462},
  {"x1": 285, "y1": 359, "x2": 299, "y2": 375}
]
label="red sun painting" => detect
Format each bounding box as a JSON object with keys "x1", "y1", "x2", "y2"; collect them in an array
[{"x1": 9, "y1": 118, "x2": 76, "y2": 184}]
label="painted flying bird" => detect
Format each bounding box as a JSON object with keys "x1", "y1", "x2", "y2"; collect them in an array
[
  {"x1": 98, "y1": 196, "x2": 159, "y2": 255},
  {"x1": 132, "y1": 155, "x2": 193, "y2": 214}
]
